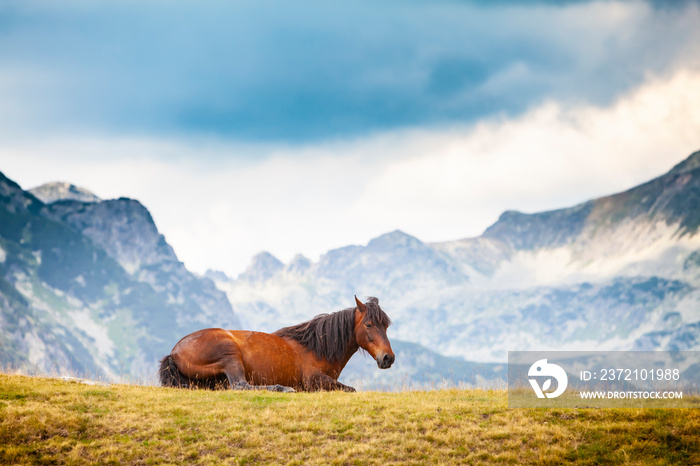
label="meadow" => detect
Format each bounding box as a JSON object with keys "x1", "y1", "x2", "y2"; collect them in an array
[{"x1": 1, "y1": 373, "x2": 699, "y2": 465}]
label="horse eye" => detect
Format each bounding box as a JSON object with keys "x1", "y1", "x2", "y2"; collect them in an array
[{"x1": 365, "y1": 323, "x2": 372, "y2": 328}]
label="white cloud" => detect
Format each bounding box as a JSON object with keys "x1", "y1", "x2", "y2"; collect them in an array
[
  {"x1": 351, "y1": 69, "x2": 700, "y2": 241},
  {"x1": 1, "y1": 70, "x2": 699, "y2": 278}
]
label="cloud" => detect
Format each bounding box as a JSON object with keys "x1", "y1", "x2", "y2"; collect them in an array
[
  {"x1": 2, "y1": 69, "x2": 699, "y2": 278},
  {"x1": 2, "y1": 0, "x2": 699, "y2": 276},
  {"x1": 0, "y1": 0, "x2": 698, "y2": 142},
  {"x1": 351, "y1": 70, "x2": 700, "y2": 241}
]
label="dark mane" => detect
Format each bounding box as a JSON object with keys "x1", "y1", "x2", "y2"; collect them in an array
[
  {"x1": 362, "y1": 297, "x2": 392, "y2": 328},
  {"x1": 273, "y1": 297, "x2": 391, "y2": 363}
]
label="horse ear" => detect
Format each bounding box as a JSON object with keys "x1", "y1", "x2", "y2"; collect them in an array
[{"x1": 355, "y1": 295, "x2": 367, "y2": 313}]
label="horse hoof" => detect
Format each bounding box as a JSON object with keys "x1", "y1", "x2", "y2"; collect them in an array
[
  {"x1": 233, "y1": 382, "x2": 253, "y2": 391},
  {"x1": 275, "y1": 385, "x2": 296, "y2": 393}
]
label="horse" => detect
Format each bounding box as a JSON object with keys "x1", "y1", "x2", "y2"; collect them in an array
[{"x1": 158, "y1": 296, "x2": 394, "y2": 392}]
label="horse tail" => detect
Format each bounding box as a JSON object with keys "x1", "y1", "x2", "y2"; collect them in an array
[{"x1": 158, "y1": 354, "x2": 191, "y2": 388}]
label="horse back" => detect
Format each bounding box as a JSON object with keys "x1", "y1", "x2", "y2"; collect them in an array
[
  {"x1": 230, "y1": 330, "x2": 302, "y2": 387},
  {"x1": 170, "y1": 328, "x2": 302, "y2": 387}
]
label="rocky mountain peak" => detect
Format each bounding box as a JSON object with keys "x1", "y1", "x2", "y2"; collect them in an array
[
  {"x1": 0, "y1": 171, "x2": 241, "y2": 379},
  {"x1": 481, "y1": 149, "x2": 700, "y2": 250},
  {"x1": 367, "y1": 230, "x2": 422, "y2": 250},
  {"x1": 0, "y1": 171, "x2": 43, "y2": 215},
  {"x1": 240, "y1": 251, "x2": 284, "y2": 282},
  {"x1": 666, "y1": 150, "x2": 700, "y2": 177},
  {"x1": 204, "y1": 269, "x2": 231, "y2": 283},
  {"x1": 29, "y1": 182, "x2": 101, "y2": 204},
  {"x1": 41, "y1": 197, "x2": 177, "y2": 275},
  {"x1": 286, "y1": 254, "x2": 311, "y2": 275},
  {"x1": 482, "y1": 202, "x2": 593, "y2": 250}
]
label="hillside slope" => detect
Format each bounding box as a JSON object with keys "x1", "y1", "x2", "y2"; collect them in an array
[
  {"x1": 2, "y1": 374, "x2": 699, "y2": 465},
  {"x1": 0, "y1": 174, "x2": 239, "y2": 379}
]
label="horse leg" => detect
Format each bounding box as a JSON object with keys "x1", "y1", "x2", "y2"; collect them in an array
[
  {"x1": 220, "y1": 357, "x2": 254, "y2": 390},
  {"x1": 223, "y1": 369, "x2": 252, "y2": 391},
  {"x1": 221, "y1": 357, "x2": 295, "y2": 393},
  {"x1": 307, "y1": 373, "x2": 356, "y2": 392}
]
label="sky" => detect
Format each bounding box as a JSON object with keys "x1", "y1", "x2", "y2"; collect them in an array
[{"x1": 1, "y1": 0, "x2": 700, "y2": 277}]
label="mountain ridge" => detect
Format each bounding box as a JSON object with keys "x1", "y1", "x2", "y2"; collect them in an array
[
  {"x1": 667, "y1": 149, "x2": 700, "y2": 176},
  {"x1": 29, "y1": 182, "x2": 101, "y2": 204},
  {"x1": 0, "y1": 172, "x2": 240, "y2": 379},
  {"x1": 479, "y1": 151, "x2": 700, "y2": 253},
  {"x1": 213, "y1": 149, "x2": 700, "y2": 368},
  {"x1": 3, "y1": 149, "x2": 700, "y2": 386}
]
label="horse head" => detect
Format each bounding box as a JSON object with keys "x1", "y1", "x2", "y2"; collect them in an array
[{"x1": 354, "y1": 296, "x2": 395, "y2": 369}]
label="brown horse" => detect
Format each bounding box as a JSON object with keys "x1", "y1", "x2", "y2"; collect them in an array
[{"x1": 158, "y1": 296, "x2": 394, "y2": 392}]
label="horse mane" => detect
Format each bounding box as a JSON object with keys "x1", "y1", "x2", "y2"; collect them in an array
[{"x1": 273, "y1": 297, "x2": 391, "y2": 364}]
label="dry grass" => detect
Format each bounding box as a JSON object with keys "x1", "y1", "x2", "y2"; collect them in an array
[{"x1": 1, "y1": 373, "x2": 699, "y2": 465}]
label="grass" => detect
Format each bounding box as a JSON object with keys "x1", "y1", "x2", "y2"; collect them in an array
[{"x1": 1, "y1": 374, "x2": 700, "y2": 465}]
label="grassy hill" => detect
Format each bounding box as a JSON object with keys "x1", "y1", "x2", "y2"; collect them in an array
[{"x1": 1, "y1": 374, "x2": 699, "y2": 464}]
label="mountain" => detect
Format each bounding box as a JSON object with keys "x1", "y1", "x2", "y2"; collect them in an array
[
  {"x1": 211, "y1": 150, "x2": 700, "y2": 368},
  {"x1": 0, "y1": 174, "x2": 239, "y2": 380},
  {"x1": 3, "y1": 149, "x2": 699, "y2": 388},
  {"x1": 29, "y1": 182, "x2": 101, "y2": 204},
  {"x1": 340, "y1": 339, "x2": 505, "y2": 390}
]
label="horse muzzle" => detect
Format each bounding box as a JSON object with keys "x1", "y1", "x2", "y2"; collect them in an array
[{"x1": 376, "y1": 352, "x2": 395, "y2": 369}]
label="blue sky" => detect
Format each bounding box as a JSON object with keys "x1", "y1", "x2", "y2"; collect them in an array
[{"x1": 1, "y1": 0, "x2": 700, "y2": 276}]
